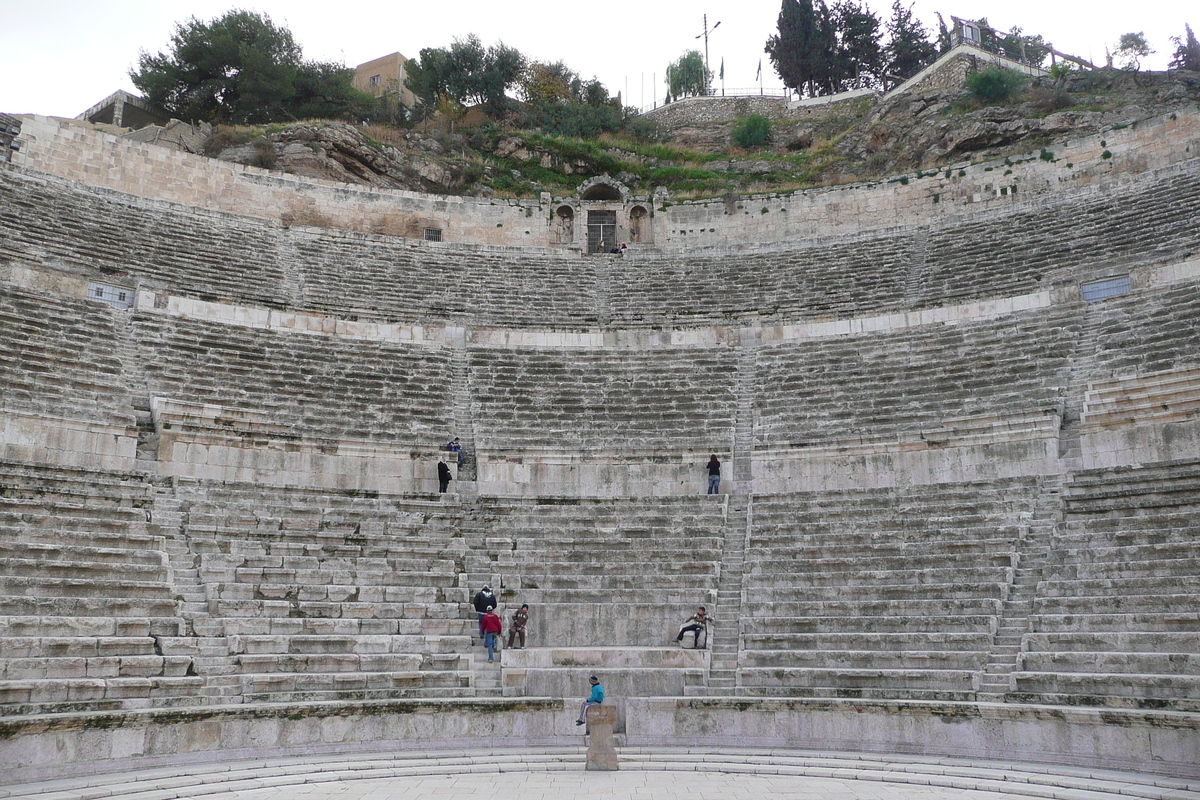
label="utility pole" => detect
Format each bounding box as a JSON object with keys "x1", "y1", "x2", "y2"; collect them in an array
[{"x1": 695, "y1": 13, "x2": 721, "y2": 95}]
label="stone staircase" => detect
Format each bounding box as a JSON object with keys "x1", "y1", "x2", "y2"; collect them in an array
[
  {"x1": 154, "y1": 491, "x2": 241, "y2": 704},
  {"x1": 472, "y1": 648, "x2": 503, "y2": 697},
  {"x1": 707, "y1": 495, "x2": 748, "y2": 695},
  {"x1": 902, "y1": 225, "x2": 930, "y2": 304},
  {"x1": 976, "y1": 479, "x2": 1060, "y2": 701},
  {"x1": 447, "y1": 326, "x2": 478, "y2": 485},
  {"x1": 1057, "y1": 307, "x2": 1101, "y2": 467}
]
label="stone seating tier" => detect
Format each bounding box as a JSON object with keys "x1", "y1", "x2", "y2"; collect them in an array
[
  {"x1": 741, "y1": 480, "x2": 1040, "y2": 698},
  {"x1": 169, "y1": 483, "x2": 473, "y2": 703},
  {"x1": 1088, "y1": 283, "x2": 1200, "y2": 379},
  {"x1": 920, "y1": 172, "x2": 1200, "y2": 306},
  {"x1": 1007, "y1": 460, "x2": 1200, "y2": 710},
  {"x1": 742, "y1": 608, "x2": 1000, "y2": 634},
  {"x1": 754, "y1": 308, "x2": 1075, "y2": 444},
  {"x1": 474, "y1": 497, "x2": 727, "y2": 647},
  {"x1": 736, "y1": 667, "x2": 978, "y2": 701},
  {"x1": 5, "y1": 164, "x2": 1199, "y2": 330},
  {"x1": 467, "y1": 349, "x2": 738, "y2": 450},
  {"x1": 0, "y1": 286, "x2": 130, "y2": 423},
  {"x1": 0, "y1": 171, "x2": 287, "y2": 308},
  {"x1": 0, "y1": 461, "x2": 191, "y2": 715},
  {"x1": 133, "y1": 314, "x2": 453, "y2": 443}
]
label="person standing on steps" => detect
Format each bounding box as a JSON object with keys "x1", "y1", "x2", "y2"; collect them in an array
[
  {"x1": 676, "y1": 606, "x2": 711, "y2": 649},
  {"x1": 576, "y1": 675, "x2": 604, "y2": 726},
  {"x1": 438, "y1": 457, "x2": 452, "y2": 493},
  {"x1": 481, "y1": 607, "x2": 502, "y2": 662},
  {"x1": 507, "y1": 603, "x2": 529, "y2": 649},
  {"x1": 706, "y1": 454, "x2": 722, "y2": 495},
  {"x1": 473, "y1": 585, "x2": 497, "y2": 640}
]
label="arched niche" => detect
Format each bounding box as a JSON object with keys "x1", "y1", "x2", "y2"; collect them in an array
[
  {"x1": 629, "y1": 205, "x2": 650, "y2": 243},
  {"x1": 555, "y1": 205, "x2": 575, "y2": 243}
]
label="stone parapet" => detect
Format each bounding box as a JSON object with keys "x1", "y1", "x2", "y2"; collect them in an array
[{"x1": 623, "y1": 697, "x2": 1200, "y2": 779}]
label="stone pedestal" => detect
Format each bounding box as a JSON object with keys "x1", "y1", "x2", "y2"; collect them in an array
[{"x1": 584, "y1": 704, "x2": 619, "y2": 771}]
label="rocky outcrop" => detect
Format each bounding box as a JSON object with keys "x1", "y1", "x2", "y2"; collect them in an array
[{"x1": 213, "y1": 124, "x2": 476, "y2": 193}]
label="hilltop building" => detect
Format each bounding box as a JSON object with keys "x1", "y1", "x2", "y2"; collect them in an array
[{"x1": 353, "y1": 51, "x2": 417, "y2": 108}]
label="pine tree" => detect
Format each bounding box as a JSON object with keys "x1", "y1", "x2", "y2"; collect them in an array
[
  {"x1": 833, "y1": 0, "x2": 883, "y2": 89},
  {"x1": 766, "y1": 0, "x2": 821, "y2": 96},
  {"x1": 1170, "y1": 23, "x2": 1200, "y2": 71},
  {"x1": 767, "y1": 0, "x2": 856, "y2": 96},
  {"x1": 884, "y1": 1, "x2": 937, "y2": 85}
]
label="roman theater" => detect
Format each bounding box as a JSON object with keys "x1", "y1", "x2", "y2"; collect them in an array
[{"x1": 0, "y1": 104, "x2": 1198, "y2": 798}]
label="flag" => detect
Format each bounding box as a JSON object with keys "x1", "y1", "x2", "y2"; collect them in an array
[
  {"x1": 719, "y1": 58, "x2": 724, "y2": 80},
  {"x1": 755, "y1": 59, "x2": 762, "y2": 80}
]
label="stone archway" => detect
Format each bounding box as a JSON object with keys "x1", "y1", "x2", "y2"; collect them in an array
[{"x1": 578, "y1": 176, "x2": 630, "y2": 202}]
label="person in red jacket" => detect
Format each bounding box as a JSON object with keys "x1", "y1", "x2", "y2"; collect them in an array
[{"x1": 481, "y1": 608, "x2": 503, "y2": 662}]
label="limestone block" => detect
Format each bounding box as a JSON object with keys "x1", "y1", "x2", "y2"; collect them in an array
[{"x1": 584, "y1": 703, "x2": 619, "y2": 770}]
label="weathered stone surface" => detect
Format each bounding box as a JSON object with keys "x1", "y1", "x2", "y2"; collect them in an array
[{"x1": 584, "y1": 703, "x2": 619, "y2": 770}]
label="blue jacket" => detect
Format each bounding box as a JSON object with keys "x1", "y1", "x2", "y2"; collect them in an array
[{"x1": 589, "y1": 683, "x2": 604, "y2": 703}]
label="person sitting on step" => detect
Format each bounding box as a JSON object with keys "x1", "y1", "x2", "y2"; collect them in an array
[
  {"x1": 576, "y1": 675, "x2": 604, "y2": 725},
  {"x1": 507, "y1": 603, "x2": 529, "y2": 649},
  {"x1": 676, "y1": 606, "x2": 711, "y2": 649}
]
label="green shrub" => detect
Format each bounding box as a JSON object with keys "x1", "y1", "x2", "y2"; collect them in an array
[
  {"x1": 966, "y1": 67, "x2": 1029, "y2": 105},
  {"x1": 250, "y1": 141, "x2": 277, "y2": 169},
  {"x1": 731, "y1": 114, "x2": 772, "y2": 148}
]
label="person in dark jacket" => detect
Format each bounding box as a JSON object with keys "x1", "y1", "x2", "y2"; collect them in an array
[
  {"x1": 438, "y1": 458, "x2": 452, "y2": 493},
  {"x1": 507, "y1": 603, "x2": 529, "y2": 649},
  {"x1": 706, "y1": 454, "x2": 721, "y2": 494},
  {"x1": 473, "y1": 586, "x2": 496, "y2": 639}
]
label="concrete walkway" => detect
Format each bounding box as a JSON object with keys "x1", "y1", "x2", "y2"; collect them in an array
[{"x1": 3, "y1": 748, "x2": 1197, "y2": 800}]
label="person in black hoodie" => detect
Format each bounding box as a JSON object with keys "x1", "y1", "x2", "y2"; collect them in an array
[
  {"x1": 438, "y1": 458, "x2": 452, "y2": 493},
  {"x1": 472, "y1": 586, "x2": 496, "y2": 639},
  {"x1": 706, "y1": 454, "x2": 722, "y2": 495}
]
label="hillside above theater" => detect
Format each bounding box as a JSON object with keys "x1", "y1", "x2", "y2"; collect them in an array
[{"x1": 187, "y1": 68, "x2": 1200, "y2": 200}]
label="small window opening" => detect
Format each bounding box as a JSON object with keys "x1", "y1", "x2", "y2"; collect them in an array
[
  {"x1": 423, "y1": 228, "x2": 442, "y2": 242},
  {"x1": 1081, "y1": 275, "x2": 1131, "y2": 303},
  {"x1": 87, "y1": 282, "x2": 134, "y2": 310}
]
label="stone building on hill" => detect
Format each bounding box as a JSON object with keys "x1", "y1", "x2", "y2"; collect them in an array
[{"x1": 354, "y1": 51, "x2": 417, "y2": 109}]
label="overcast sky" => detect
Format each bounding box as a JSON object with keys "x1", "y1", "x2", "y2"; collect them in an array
[{"x1": 0, "y1": 0, "x2": 1189, "y2": 118}]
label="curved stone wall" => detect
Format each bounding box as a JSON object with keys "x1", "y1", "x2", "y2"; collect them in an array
[{"x1": 11, "y1": 108, "x2": 1200, "y2": 251}]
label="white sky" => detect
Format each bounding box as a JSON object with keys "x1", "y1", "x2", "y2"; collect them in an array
[{"x1": 0, "y1": 0, "x2": 1188, "y2": 118}]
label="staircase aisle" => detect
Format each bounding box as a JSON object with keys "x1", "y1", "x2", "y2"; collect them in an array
[
  {"x1": 155, "y1": 489, "x2": 241, "y2": 705},
  {"x1": 472, "y1": 645, "x2": 503, "y2": 698},
  {"x1": 705, "y1": 333, "x2": 759, "y2": 695},
  {"x1": 976, "y1": 478, "x2": 1061, "y2": 701},
  {"x1": 446, "y1": 326, "x2": 479, "y2": 485},
  {"x1": 707, "y1": 496, "x2": 749, "y2": 695}
]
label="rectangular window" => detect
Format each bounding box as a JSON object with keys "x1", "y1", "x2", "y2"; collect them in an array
[
  {"x1": 423, "y1": 228, "x2": 442, "y2": 242},
  {"x1": 1081, "y1": 275, "x2": 1131, "y2": 303},
  {"x1": 87, "y1": 282, "x2": 135, "y2": 310},
  {"x1": 369, "y1": 75, "x2": 381, "y2": 87}
]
